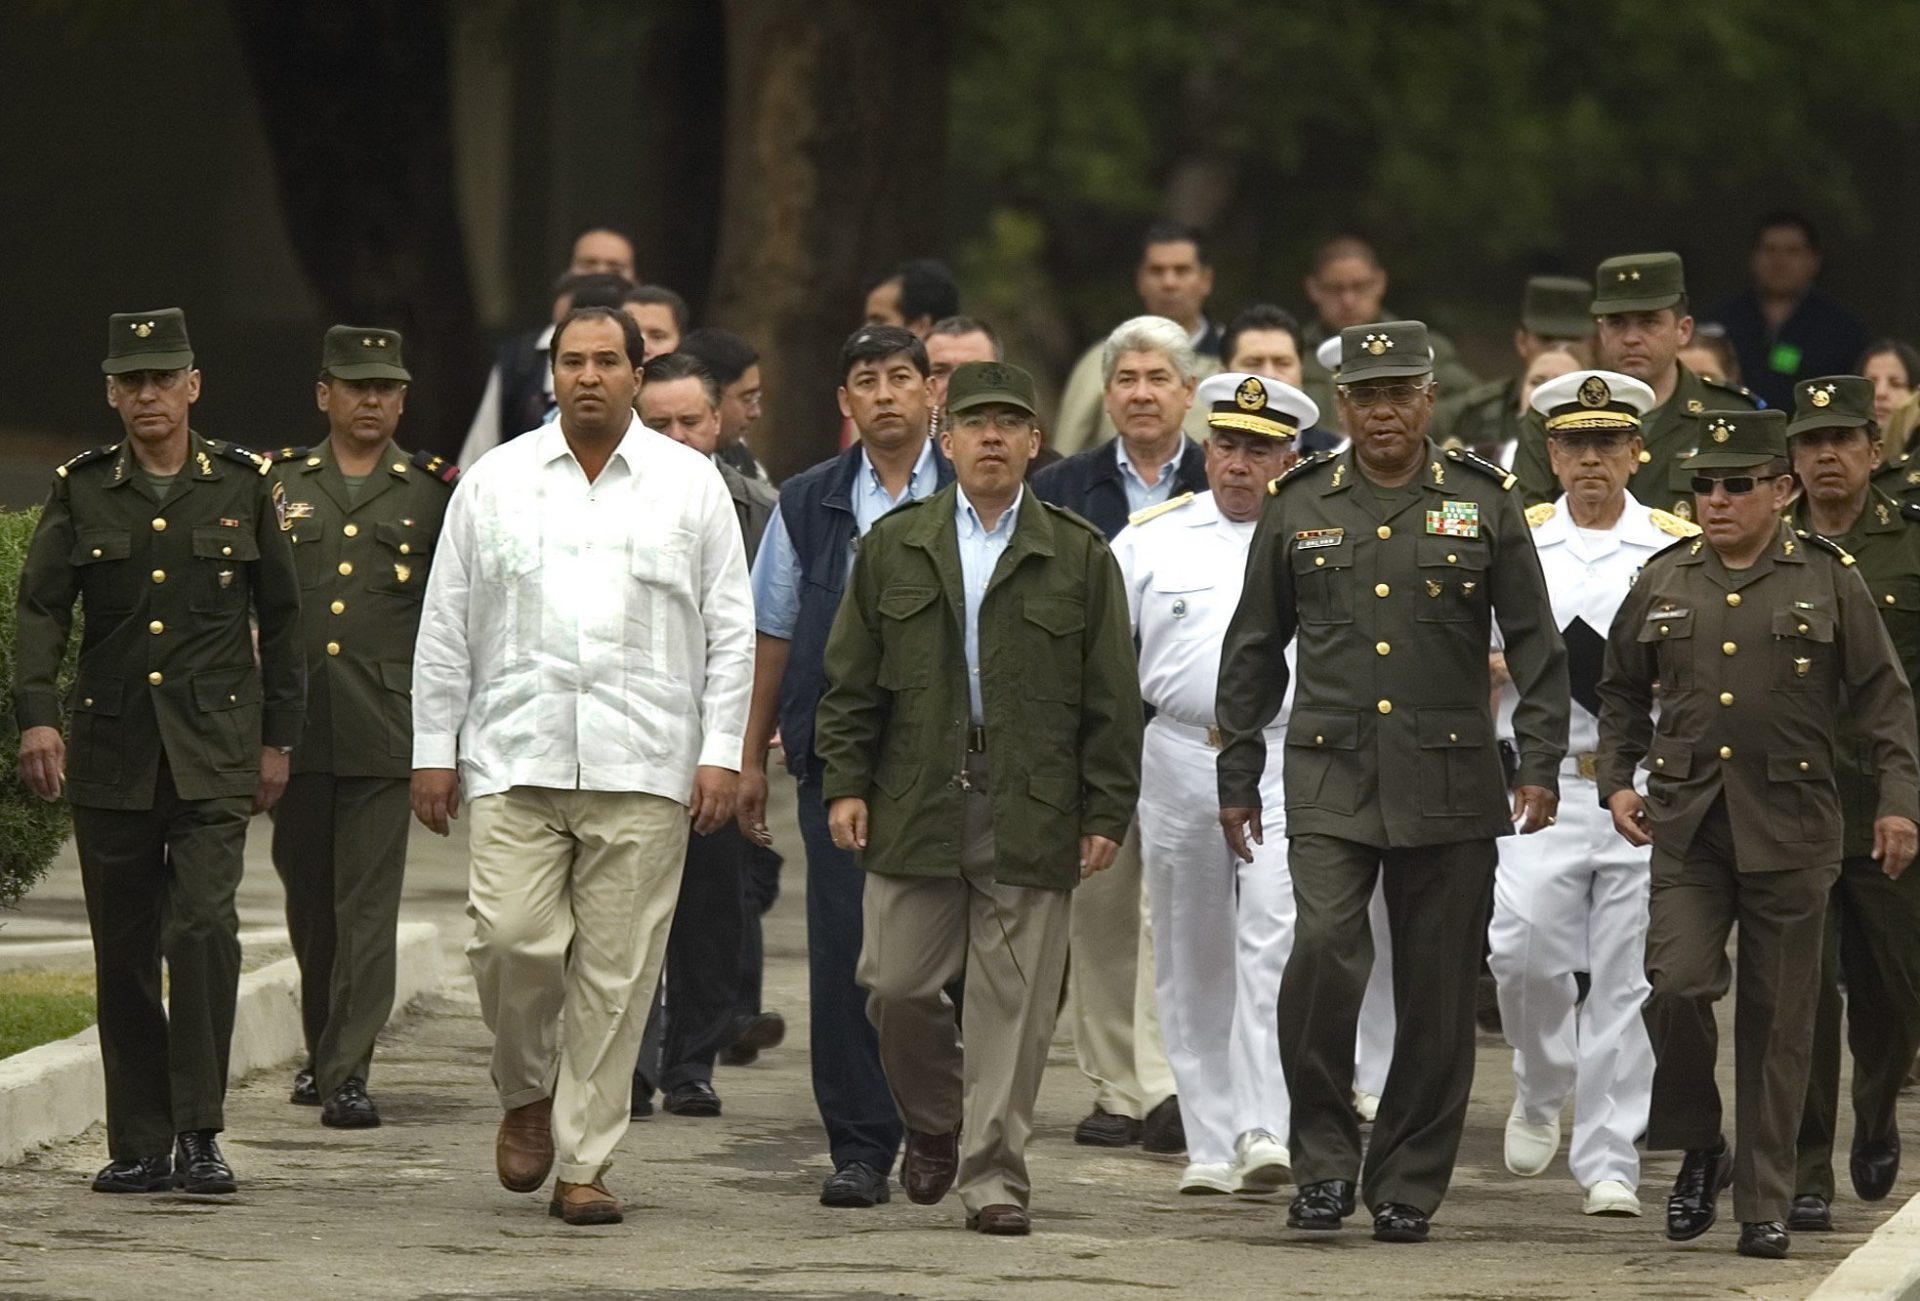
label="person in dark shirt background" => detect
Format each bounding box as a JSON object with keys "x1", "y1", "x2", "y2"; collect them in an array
[{"x1": 1709, "y1": 212, "x2": 1866, "y2": 412}]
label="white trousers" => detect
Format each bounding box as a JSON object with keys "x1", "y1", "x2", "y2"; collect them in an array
[
  {"x1": 1354, "y1": 882, "x2": 1396, "y2": 1097},
  {"x1": 1488, "y1": 771, "x2": 1653, "y2": 1187},
  {"x1": 1137, "y1": 720, "x2": 1293, "y2": 1166}
]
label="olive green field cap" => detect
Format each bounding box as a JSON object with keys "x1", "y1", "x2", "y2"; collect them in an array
[
  {"x1": 1337, "y1": 320, "x2": 1432, "y2": 383},
  {"x1": 103, "y1": 308, "x2": 193, "y2": 374},
  {"x1": 1682, "y1": 408, "x2": 1787, "y2": 470},
  {"x1": 323, "y1": 325, "x2": 412, "y2": 382},
  {"x1": 1522, "y1": 275, "x2": 1595, "y2": 339},
  {"x1": 947, "y1": 361, "x2": 1037, "y2": 415},
  {"x1": 1787, "y1": 374, "x2": 1874, "y2": 437},
  {"x1": 1591, "y1": 252, "x2": 1686, "y2": 315}
]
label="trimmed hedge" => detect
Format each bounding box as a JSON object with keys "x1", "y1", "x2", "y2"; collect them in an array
[{"x1": 0, "y1": 508, "x2": 76, "y2": 909}]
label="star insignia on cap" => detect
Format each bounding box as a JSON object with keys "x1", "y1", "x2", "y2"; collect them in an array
[
  {"x1": 374, "y1": 337, "x2": 388, "y2": 348},
  {"x1": 1577, "y1": 375, "x2": 1611, "y2": 409},
  {"x1": 362, "y1": 337, "x2": 375, "y2": 347},
  {"x1": 1809, "y1": 383, "x2": 1835, "y2": 408},
  {"x1": 1234, "y1": 376, "x2": 1267, "y2": 410},
  {"x1": 1362, "y1": 332, "x2": 1393, "y2": 356},
  {"x1": 1709, "y1": 417, "x2": 1734, "y2": 443},
  {"x1": 133, "y1": 321, "x2": 154, "y2": 338}
]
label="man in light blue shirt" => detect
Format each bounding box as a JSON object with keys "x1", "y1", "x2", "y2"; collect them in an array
[{"x1": 955, "y1": 486, "x2": 1021, "y2": 723}]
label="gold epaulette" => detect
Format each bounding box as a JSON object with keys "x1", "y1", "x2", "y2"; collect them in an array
[
  {"x1": 1128, "y1": 492, "x2": 1195, "y2": 526},
  {"x1": 1795, "y1": 528, "x2": 1856, "y2": 566},
  {"x1": 1524, "y1": 501, "x2": 1555, "y2": 529},
  {"x1": 1648, "y1": 508, "x2": 1701, "y2": 538},
  {"x1": 53, "y1": 444, "x2": 118, "y2": 478},
  {"x1": 1444, "y1": 445, "x2": 1516, "y2": 490},
  {"x1": 210, "y1": 440, "x2": 271, "y2": 475}
]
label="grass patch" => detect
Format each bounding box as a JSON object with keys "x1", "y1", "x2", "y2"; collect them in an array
[{"x1": 0, "y1": 968, "x2": 96, "y2": 1059}]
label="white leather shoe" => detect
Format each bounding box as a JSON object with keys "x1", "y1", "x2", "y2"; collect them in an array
[
  {"x1": 1503, "y1": 1099, "x2": 1560, "y2": 1176},
  {"x1": 1583, "y1": 1179, "x2": 1641, "y2": 1216},
  {"x1": 1230, "y1": 1130, "x2": 1291, "y2": 1194},
  {"x1": 1352, "y1": 1090, "x2": 1380, "y2": 1124},
  {"x1": 1178, "y1": 1161, "x2": 1235, "y2": 1194}
]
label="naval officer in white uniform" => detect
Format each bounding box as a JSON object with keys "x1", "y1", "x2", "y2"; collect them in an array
[
  {"x1": 1488, "y1": 369, "x2": 1697, "y2": 1217},
  {"x1": 1112, "y1": 371, "x2": 1318, "y2": 1195}
]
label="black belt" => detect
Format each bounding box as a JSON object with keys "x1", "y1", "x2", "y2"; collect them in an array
[{"x1": 967, "y1": 725, "x2": 988, "y2": 753}]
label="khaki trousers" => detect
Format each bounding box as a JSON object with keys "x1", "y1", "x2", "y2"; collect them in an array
[
  {"x1": 858, "y1": 753, "x2": 1072, "y2": 1212},
  {"x1": 467, "y1": 786, "x2": 689, "y2": 1184},
  {"x1": 1068, "y1": 819, "x2": 1174, "y2": 1118}
]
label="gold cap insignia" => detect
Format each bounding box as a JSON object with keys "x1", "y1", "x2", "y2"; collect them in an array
[
  {"x1": 1810, "y1": 383, "x2": 1834, "y2": 408},
  {"x1": 1709, "y1": 418, "x2": 1733, "y2": 443},
  {"x1": 1577, "y1": 375, "x2": 1611, "y2": 409},
  {"x1": 133, "y1": 321, "x2": 154, "y2": 338},
  {"x1": 1674, "y1": 500, "x2": 1693, "y2": 520},
  {"x1": 1234, "y1": 376, "x2": 1267, "y2": 410},
  {"x1": 1363, "y1": 332, "x2": 1392, "y2": 356}
]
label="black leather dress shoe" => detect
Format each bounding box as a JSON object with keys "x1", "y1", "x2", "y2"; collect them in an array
[
  {"x1": 91, "y1": 1155, "x2": 173, "y2": 1193},
  {"x1": 321, "y1": 1077, "x2": 381, "y2": 1128},
  {"x1": 1737, "y1": 1220, "x2": 1790, "y2": 1259},
  {"x1": 1665, "y1": 1138, "x2": 1733, "y2": 1241},
  {"x1": 1073, "y1": 1107, "x2": 1141, "y2": 1147},
  {"x1": 289, "y1": 1066, "x2": 319, "y2": 1107},
  {"x1": 173, "y1": 1130, "x2": 236, "y2": 1194},
  {"x1": 1140, "y1": 1096, "x2": 1186, "y2": 1154},
  {"x1": 721, "y1": 1011, "x2": 788, "y2": 1066},
  {"x1": 663, "y1": 1080, "x2": 722, "y2": 1117},
  {"x1": 820, "y1": 1161, "x2": 890, "y2": 1207},
  {"x1": 1373, "y1": 1202, "x2": 1431, "y2": 1243},
  {"x1": 1286, "y1": 1179, "x2": 1356, "y2": 1230},
  {"x1": 1850, "y1": 1132, "x2": 1900, "y2": 1201},
  {"x1": 1786, "y1": 1193, "x2": 1831, "y2": 1232}
]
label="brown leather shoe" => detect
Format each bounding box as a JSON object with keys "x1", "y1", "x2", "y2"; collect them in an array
[
  {"x1": 547, "y1": 1179, "x2": 622, "y2": 1225},
  {"x1": 903, "y1": 1128, "x2": 959, "y2": 1205},
  {"x1": 967, "y1": 1203, "x2": 1031, "y2": 1235},
  {"x1": 496, "y1": 1098, "x2": 553, "y2": 1192}
]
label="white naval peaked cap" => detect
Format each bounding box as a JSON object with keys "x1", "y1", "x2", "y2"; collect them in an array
[
  {"x1": 1530, "y1": 369, "x2": 1657, "y2": 431},
  {"x1": 1195, "y1": 372, "x2": 1319, "y2": 439}
]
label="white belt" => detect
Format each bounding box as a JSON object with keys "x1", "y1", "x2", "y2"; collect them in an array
[{"x1": 1152, "y1": 715, "x2": 1286, "y2": 750}]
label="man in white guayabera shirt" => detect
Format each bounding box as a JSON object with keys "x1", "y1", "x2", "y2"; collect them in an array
[{"x1": 410, "y1": 306, "x2": 754, "y2": 1227}]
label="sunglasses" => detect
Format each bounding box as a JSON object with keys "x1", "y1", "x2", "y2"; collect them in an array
[{"x1": 1689, "y1": 473, "x2": 1786, "y2": 496}]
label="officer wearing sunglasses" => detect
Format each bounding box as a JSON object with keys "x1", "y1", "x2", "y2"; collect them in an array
[{"x1": 1595, "y1": 407, "x2": 1920, "y2": 1261}]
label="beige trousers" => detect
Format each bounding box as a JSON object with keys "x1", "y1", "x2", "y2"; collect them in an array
[
  {"x1": 466, "y1": 785, "x2": 689, "y2": 1184},
  {"x1": 858, "y1": 754, "x2": 1073, "y2": 1212},
  {"x1": 1068, "y1": 819, "x2": 1175, "y2": 1118}
]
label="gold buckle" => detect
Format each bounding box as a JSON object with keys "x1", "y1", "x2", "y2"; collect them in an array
[
  {"x1": 1207, "y1": 725, "x2": 1223, "y2": 749},
  {"x1": 1576, "y1": 753, "x2": 1598, "y2": 781}
]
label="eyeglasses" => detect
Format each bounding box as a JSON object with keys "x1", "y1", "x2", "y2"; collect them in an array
[
  {"x1": 1548, "y1": 432, "x2": 1634, "y2": 454},
  {"x1": 1690, "y1": 473, "x2": 1786, "y2": 496},
  {"x1": 952, "y1": 410, "x2": 1034, "y2": 433},
  {"x1": 1338, "y1": 382, "x2": 1430, "y2": 408}
]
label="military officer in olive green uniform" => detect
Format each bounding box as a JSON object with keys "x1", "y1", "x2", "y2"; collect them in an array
[
  {"x1": 1516, "y1": 253, "x2": 1759, "y2": 515},
  {"x1": 1216, "y1": 321, "x2": 1571, "y2": 1244},
  {"x1": 1596, "y1": 408, "x2": 1920, "y2": 1259},
  {"x1": 1782, "y1": 375, "x2": 1920, "y2": 1230},
  {"x1": 13, "y1": 309, "x2": 304, "y2": 1194},
  {"x1": 1869, "y1": 442, "x2": 1920, "y2": 507},
  {"x1": 268, "y1": 327, "x2": 455, "y2": 1128},
  {"x1": 1431, "y1": 275, "x2": 1593, "y2": 460}
]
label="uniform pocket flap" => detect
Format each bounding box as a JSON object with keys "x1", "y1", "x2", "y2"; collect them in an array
[
  {"x1": 191, "y1": 526, "x2": 260, "y2": 562},
  {"x1": 192, "y1": 668, "x2": 262, "y2": 713},
  {"x1": 878, "y1": 585, "x2": 939, "y2": 620},
  {"x1": 379, "y1": 661, "x2": 412, "y2": 694},
  {"x1": 71, "y1": 531, "x2": 131, "y2": 565},
  {"x1": 1288, "y1": 708, "x2": 1360, "y2": 749},
  {"x1": 1022, "y1": 596, "x2": 1085, "y2": 635},
  {"x1": 1029, "y1": 774, "x2": 1080, "y2": 811},
  {"x1": 1644, "y1": 735, "x2": 1692, "y2": 778},
  {"x1": 1769, "y1": 752, "x2": 1831, "y2": 781},
  {"x1": 1293, "y1": 542, "x2": 1352, "y2": 572},
  {"x1": 875, "y1": 762, "x2": 919, "y2": 799},
  {"x1": 1638, "y1": 609, "x2": 1695, "y2": 641},
  {"x1": 1772, "y1": 608, "x2": 1835, "y2": 642},
  {"x1": 1416, "y1": 707, "x2": 1487, "y2": 749},
  {"x1": 1415, "y1": 537, "x2": 1489, "y2": 570},
  {"x1": 71, "y1": 676, "x2": 124, "y2": 716},
  {"x1": 376, "y1": 521, "x2": 432, "y2": 555},
  {"x1": 1879, "y1": 577, "x2": 1920, "y2": 611}
]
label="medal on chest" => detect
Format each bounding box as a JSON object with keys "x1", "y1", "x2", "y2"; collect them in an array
[{"x1": 1425, "y1": 500, "x2": 1480, "y2": 538}]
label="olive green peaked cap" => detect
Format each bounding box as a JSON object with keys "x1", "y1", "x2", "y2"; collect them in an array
[
  {"x1": 1591, "y1": 252, "x2": 1686, "y2": 315},
  {"x1": 1682, "y1": 408, "x2": 1788, "y2": 470},
  {"x1": 1787, "y1": 374, "x2": 1874, "y2": 437},
  {"x1": 947, "y1": 361, "x2": 1037, "y2": 416},
  {"x1": 1337, "y1": 320, "x2": 1433, "y2": 383},
  {"x1": 322, "y1": 326, "x2": 411, "y2": 382},
  {"x1": 1522, "y1": 275, "x2": 1595, "y2": 339},
  {"x1": 103, "y1": 308, "x2": 193, "y2": 375}
]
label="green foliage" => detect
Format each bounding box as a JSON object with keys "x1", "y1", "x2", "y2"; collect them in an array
[
  {"x1": 0, "y1": 508, "x2": 75, "y2": 910},
  {"x1": 0, "y1": 969, "x2": 95, "y2": 1060}
]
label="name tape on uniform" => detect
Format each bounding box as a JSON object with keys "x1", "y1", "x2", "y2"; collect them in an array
[{"x1": 1294, "y1": 528, "x2": 1345, "y2": 550}]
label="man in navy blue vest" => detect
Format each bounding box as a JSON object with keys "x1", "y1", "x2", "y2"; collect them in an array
[{"x1": 737, "y1": 325, "x2": 953, "y2": 1206}]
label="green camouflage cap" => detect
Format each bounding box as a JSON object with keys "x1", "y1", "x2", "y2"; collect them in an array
[
  {"x1": 1591, "y1": 252, "x2": 1686, "y2": 315},
  {"x1": 946, "y1": 360, "x2": 1037, "y2": 416},
  {"x1": 1787, "y1": 374, "x2": 1874, "y2": 437},
  {"x1": 1682, "y1": 408, "x2": 1787, "y2": 470},
  {"x1": 103, "y1": 308, "x2": 193, "y2": 375},
  {"x1": 1521, "y1": 275, "x2": 1594, "y2": 339},
  {"x1": 322, "y1": 325, "x2": 411, "y2": 382},
  {"x1": 1338, "y1": 320, "x2": 1432, "y2": 383}
]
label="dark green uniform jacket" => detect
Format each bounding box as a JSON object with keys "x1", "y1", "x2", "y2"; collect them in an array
[
  {"x1": 1515, "y1": 365, "x2": 1760, "y2": 513},
  {"x1": 1870, "y1": 449, "x2": 1920, "y2": 508},
  {"x1": 816, "y1": 483, "x2": 1144, "y2": 890},
  {"x1": 1431, "y1": 375, "x2": 1522, "y2": 461},
  {"x1": 1215, "y1": 443, "x2": 1569, "y2": 846},
  {"x1": 13, "y1": 434, "x2": 304, "y2": 809},
  {"x1": 1596, "y1": 521, "x2": 1920, "y2": 868},
  {"x1": 1790, "y1": 491, "x2": 1920, "y2": 857},
  {"x1": 269, "y1": 441, "x2": 455, "y2": 779}
]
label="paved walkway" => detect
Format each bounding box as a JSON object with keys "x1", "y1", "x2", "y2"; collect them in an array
[{"x1": 0, "y1": 779, "x2": 1912, "y2": 1298}]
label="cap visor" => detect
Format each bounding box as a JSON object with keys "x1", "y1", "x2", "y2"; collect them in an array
[
  {"x1": 1589, "y1": 294, "x2": 1682, "y2": 316},
  {"x1": 328, "y1": 363, "x2": 413, "y2": 382},
  {"x1": 948, "y1": 390, "x2": 1035, "y2": 415},
  {"x1": 102, "y1": 350, "x2": 193, "y2": 375},
  {"x1": 1338, "y1": 360, "x2": 1433, "y2": 383},
  {"x1": 1680, "y1": 451, "x2": 1776, "y2": 470},
  {"x1": 1787, "y1": 413, "x2": 1869, "y2": 437}
]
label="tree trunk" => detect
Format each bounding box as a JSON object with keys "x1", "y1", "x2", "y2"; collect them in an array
[
  {"x1": 230, "y1": 0, "x2": 488, "y2": 458},
  {"x1": 706, "y1": 0, "x2": 953, "y2": 481}
]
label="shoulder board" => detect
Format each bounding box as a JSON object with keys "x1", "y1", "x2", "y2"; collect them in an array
[
  {"x1": 265, "y1": 446, "x2": 309, "y2": 464},
  {"x1": 1795, "y1": 527, "x2": 1856, "y2": 566},
  {"x1": 54, "y1": 443, "x2": 119, "y2": 478},
  {"x1": 1902, "y1": 501, "x2": 1920, "y2": 525},
  {"x1": 1524, "y1": 501, "x2": 1555, "y2": 529},
  {"x1": 1128, "y1": 491, "x2": 1195, "y2": 526},
  {"x1": 1267, "y1": 452, "x2": 1331, "y2": 495},
  {"x1": 409, "y1": 447, "x2": 461, "y2": 485},
  {"x1": 1874, "y1": 452, "x2": 1912, "y2": 478},
  {"x1": 1647, "y1": 533, "x2": 1703, "y2": 565},
  {"x1": 1648, "y1": 507, "x2": 1702, "y2": 538},
  {"x1": 1444, "y1": 445, "x2": 1516, "y2": 490},
  {"x1": 1700, "y1": 376, "x2": 1762, "y2": 408},
  {"x1": 208, "y1": 440, "x2": 271, "y2": 474}
]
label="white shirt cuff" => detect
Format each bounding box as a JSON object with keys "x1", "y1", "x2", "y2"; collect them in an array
[
  {"x1": 697, "y1": 732, "x2": 746, "y2": 772},
  {"x1": 413, "y1": 734, "x2": 459, "y2": 770}
]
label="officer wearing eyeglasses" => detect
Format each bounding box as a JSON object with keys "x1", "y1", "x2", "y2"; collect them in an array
[
  {"x1": 1595, "y1": 407, "x2": 1920, "y2": 1260},
  {"x1": 1216, "y1": 320, "x2": 1570, "y2": 1245}
]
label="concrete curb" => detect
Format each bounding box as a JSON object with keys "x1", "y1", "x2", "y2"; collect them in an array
[
  {"x1": 0, "y1": 920, "x2": 444, "y2": 1166},
  {"x1": 1809, "y1": 1191, "x2": 1920, "y2": 1301}
]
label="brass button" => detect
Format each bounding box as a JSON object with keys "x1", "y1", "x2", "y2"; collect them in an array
[
  {"x1": 90, "y1": 548, "x2": 102, "y2": 558},
  {"x1": 1448, "y1": 732, "x2": 1458, "y2": 742},
  {"x1": 1314, "y1": 735, "x2": 1325, "y2": 744},
  {"x1": 338, "y1": 561, "x2": 353, "y2": 576},
  {"x1": 1377, "y1": 699, "x2": 1392, "y2": 715},
  {"x1": 1797, "y1": 622, "x2": 1809, "y2": 634},
  {"x1": 1887, "y1": 593, "x2": 1898, "y2": 606},
  {"x1": 1722, "y1": 641, "x2": 1737, "y2": 656},
  {"x1": 1719, "y1": 692, "x2": 1733, "y2": 706},
  {"x1": 1654, "y1": 757, "x2": 1665, "y2": 768},
  {"x1": 1726, "y1": 593, "x2": 1740, "y2": 607},
  {"x1": 221, "y1": 545, "x2": 232, "y2": 557},
  {"x1": 1658, "y1": 624, "x2": 1670, "y2": 635},
  {"x1": 330, "y1": 600, "x2": 345, "y2": 615},
  {"x1": 1374, "y1": 583, "x2": 1390, "y2": 597},
  {"x1": 1718, "y1": 745, "x2": 1733, "y2": 759},
  {"x1": 392, "y1": 461, "x2": 407, "y2": 474},
  {"x1": 1447, "y1": 553, "x2": 1458, "y2": 564},
  {"x1": 1376, "y1": 641, "x2": 1391, "y2": 656},
  {"x1": 148, "y1": 671, "x2": 163, "y2": 685},
  {"x1": 343, "y1": 523, "x2": 359, "y2": 538},
  {"x1": 326, "y1": 641, "x2": 341, "y2": 656},
  {"x1": 1799, "y1": 761, "x2": 1810, "y2": 772},
  {"x1": 82, "y1": 697, "x2": 93, "y2": 708},
  {"x1": 150, "y1": 518, "x2": 166, "y2": 532},
  {"x1": 228, "y1": 694, "x2": 237, "y2": 703},
  {"x1": 398, "y1": 543, "x2": 411, "y2": 556},
  {"x1": 1377, "y1": 525, "x2": 1392, "y2": 540},
  {"x1": 148, "y1": 620, "x2": 163, "y2": 634},
  {"x1": 1315, "y1": 556, "x2": 1326, "y2": 567},
  {"x1": 151, "y1": 569, "x2": 165, "y2": 583}
]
